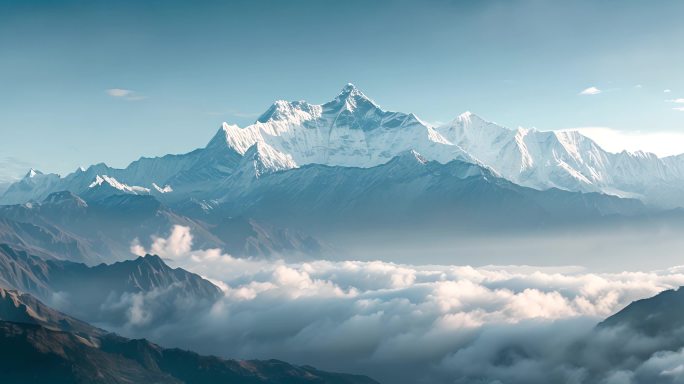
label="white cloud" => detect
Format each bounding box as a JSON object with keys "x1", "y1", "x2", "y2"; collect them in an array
[
  {"x1": 106, "y1": 88, "x2": 145, "y2": 100},
  {"x1": 665, "y1": 89, "x2": 672, "y2": 93},
  {"x1": 120, "y1": 226, "x2": 684, "y2": 383},
  {"x1": 570, "y1": 127, "x2": 684, "y2": 157},
  {"x1": 579, "y1": 86, "x2": 602, "y2": 95},
  {"x1": 674, "y1": 107, "x2": 684, "y2": 112},
  {"x1": 106, "y1": 88, "x2": 132, "y2": 97}
]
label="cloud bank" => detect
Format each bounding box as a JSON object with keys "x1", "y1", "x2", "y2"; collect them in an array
[
  {"x1": 117, "y1": 226, "x2": 684, "y2": 383},
  {"x1": 571, "y1": 127, "x2": 684, "y2": 157}
]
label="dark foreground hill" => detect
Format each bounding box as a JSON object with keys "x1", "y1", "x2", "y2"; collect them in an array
[{"x1": 0, "y1": 287, "x2": 379, "y2": 384}]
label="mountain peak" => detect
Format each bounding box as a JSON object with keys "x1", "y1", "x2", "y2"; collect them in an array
[
  {"x1": 24, "y1": 169, "x2": 42, "y2": 179},
  {"x1": 138, "y1": 253, "x2": 167, "y2": 269},
  {"x1": 387, "y1": 150, "x2": 430, "y2": 168},
  {"x1": 325, "y1": 83, "x2": 378, "y2": 112},
  {"x1": 88, "y1": 175, "x2": 151, "y2": 195},
  {"x1": 42, "y1": 191, "x2": 88, "y2": 208},
  {"x1": 340, "y1": 82, "x2": 359, "y2": 94},
  {"x1": 454, "y1": 111, "x2": 485, "y2": 125},
  {"x1": 336, "y1": 82, "x2": 365, "y2": 98},
  {"x1": 405, "y1": 149, "x2": 429, "y2": 164}
]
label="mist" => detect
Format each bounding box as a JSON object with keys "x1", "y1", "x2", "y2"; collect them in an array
[
  {"x1": 324, "y1": 217, "x2": 684, "y2": 272},
  {"x1": 81, "y1": 225, "x2": 684, "y2": 383}
]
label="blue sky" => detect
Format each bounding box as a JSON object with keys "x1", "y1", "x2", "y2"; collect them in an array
[{"x1": 2, "y1": 0, "x2": 684, "y2": 177}]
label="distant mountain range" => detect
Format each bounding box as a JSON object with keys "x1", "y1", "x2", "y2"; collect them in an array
[
  {"x1": 3, "y1": 84, "x2": 684, "y2": 208},
  {"x1": 215, "y1": 151, "x2": 650, "y2": 235},
  {"x1": 0, "y1": 190, "x2": 327, "y2": 263},
  {"x1": 1, "y1": 85, "x2": 684, "y2": 263},
  {"x1": 0, "y1": 287, "x2": 378, "y2": 384},
  {"x1": 0, "y1": 154, "x2": 664, "y2": 263}
]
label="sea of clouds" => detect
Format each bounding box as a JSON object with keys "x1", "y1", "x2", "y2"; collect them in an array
[{"x1": 122, "y1": 225, "x2": 684, "y2": 384}]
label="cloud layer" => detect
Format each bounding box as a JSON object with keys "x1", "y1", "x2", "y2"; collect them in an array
[
  {"x1": 572, "y1": 127, "x2": 684, "y2": 157},
  {"x1": 118, "y1": 226, "x2": 684, "y2": 383}
]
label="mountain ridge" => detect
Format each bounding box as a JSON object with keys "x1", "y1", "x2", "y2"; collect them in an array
[
  {"x1": 3, "y1": 84, "x2": 684, "y2": 208},
  {"x1": 0, "y1": 286, "x2": 380, "y2": 384}
]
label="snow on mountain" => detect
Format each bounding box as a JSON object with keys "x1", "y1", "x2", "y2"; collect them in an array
[
  {"x1": 210, "y1": 83, "x2": 473, "y2": 169},
  {"x1": 201, "y1": 84, "x2": 684, "y2": 206},
  {"x1": 1, "y1": 169, "x2": 62, "y2": 205},
  {"x1": 88, "y1": 175, "x2": 150, "y2": 194},
  {"x1": 436, "y1": 114, "x2": 684, "y2": 205},
  {"x1": 0, "y1": 160, "x2": 35, "y2": 195},
  {"x1": 2, "y1": 84, "x2": 684, "y2": 207},
  {"x1": 152, "y1": 183, "x2": 173, "y2": 193},
  {"x1": 212, "y1": 148, "x2": 647, "y2": 239},
  {"x1": 236, "y1": 141, "x2": 298, "y2": 179}
]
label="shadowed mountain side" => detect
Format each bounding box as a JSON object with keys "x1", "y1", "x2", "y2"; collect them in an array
[
  {"x1": 0, "y1": 244, "x2": 221, "y2": 328},
  {"x1": 0, "y1": 217, "x2": 94, "y2": 262},
  {"x1": 214, "y1": 154, "x2": 649, "y2": 235},
  {"x1": 599, "y1": 286, "x2": 684, "y2": 337},
  {"x1": 0, "y1": 192, "x2": 328, "y2": 263},
  {"x1": 0, "y1": 288, "x2": 379, "y2": 384},
  {"x1": 0, "y1": 193, "x2": 224, "y2": 263},
  {"x1": 0, "y1": 288, "x2": 103, "y2": 338},
  {"x1": 2, "y1": 155, "x2": 683, "y2": 268}
]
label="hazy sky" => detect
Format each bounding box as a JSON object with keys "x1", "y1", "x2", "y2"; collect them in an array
[{"x1": 2, "y1": 0, "x2": 684, "y2": 177}]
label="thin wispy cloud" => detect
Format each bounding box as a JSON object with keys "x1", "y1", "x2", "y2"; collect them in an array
[
  {"x1": 673, "y1": 107, "x2": 684, "y2": 112},
  {"x1": 664, "y1": 89, "x2": 672, "y2": 93},
  {"x1": 579, "y1": 86, "x2": 601, "y2": 95},
  {"x1": 106, "y1": 88, "x2": 132, "y2": 97},
  {"x1": 106, "y1": 88, "x2": 146, "y2": 101}
]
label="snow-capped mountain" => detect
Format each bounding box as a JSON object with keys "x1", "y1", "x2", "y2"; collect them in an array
[
  {"x1": 1, "y1": 169, "x2": 62, "y2": 205},
  {"x1": 2, "y1": 84, "x2": 684, "y2": 207},
  {"x1": 435, "y1": 113, "x2": 684, "y2": 206},
  {"x1": 212, "y1": 83, "x2": 473, "y2": 169}
]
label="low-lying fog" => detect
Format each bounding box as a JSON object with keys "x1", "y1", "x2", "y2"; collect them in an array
[
  {"x1": 78, "y1": 225, "x2": 684, "y2": 384},
  {"x1": 322, "y1": 218, "x2": 684, "y2": 272}
]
